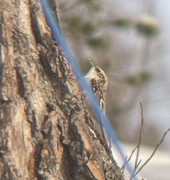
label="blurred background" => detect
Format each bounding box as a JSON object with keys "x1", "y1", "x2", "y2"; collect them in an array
[{"x1": 59, "y1": 0, "x2": 170, "y2": 178}]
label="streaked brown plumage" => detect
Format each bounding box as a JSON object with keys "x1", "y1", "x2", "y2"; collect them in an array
[{"x1": 85, "y1": 60, "x2": 110, "y2": 147}]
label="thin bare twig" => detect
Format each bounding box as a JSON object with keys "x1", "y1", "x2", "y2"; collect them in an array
[
  {"x1": 121, "y1": 146, "x2": 138, "y2": 172},
  {"x1": 135, "y1": 159, "x2": 142, "y2": 171},
  {"x1": 130, "y1": 159, "x2": 142, "y2": 180},
  {"x1": 121, "y1": 156, "x2": 127, "y2": 174},
  {"x1": 122, "y1": 102, "x2": 170, "y2": 179},
  {"x1": 134, "y1": 128, "x2": 170, "y2": 176},
  {"x1": 134, "y1": 103, "x2": 144, "y2": 171}
]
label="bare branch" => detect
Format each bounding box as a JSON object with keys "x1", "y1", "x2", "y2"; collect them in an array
[
  {"x1": 121, "y1": 146, "x2": 138, "y2": 172},
  {"x1": 121, "y1": 156, "x2": 127, "y2": 174},
  {"x1": 134, "y1": 103, "x2": 144, "y2": 171},
  {"x1": 134, "y1": 128, "x2": 170, "y2": 176},
  {"x1": 126, "y1": 103, "x2": 170, "y2": 180},
  {"x1": 130, "y1": 159, "x2": 142, "y2": 180}
]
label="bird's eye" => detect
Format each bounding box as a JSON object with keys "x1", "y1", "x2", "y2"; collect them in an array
[{"x1": 96, "y1": 67, "x2": 101, "y2": 73}]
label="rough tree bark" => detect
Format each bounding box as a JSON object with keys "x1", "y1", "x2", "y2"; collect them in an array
[{"x1": 0, "y1": 0, "x2": 124, "y2": 179}]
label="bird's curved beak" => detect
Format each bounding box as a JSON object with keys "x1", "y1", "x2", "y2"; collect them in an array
[{"x1": 88, "y1": 58, "x2": 96, "y2": 68}]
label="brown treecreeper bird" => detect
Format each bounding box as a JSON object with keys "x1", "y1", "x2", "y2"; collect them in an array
[{"x1": 85, "y1": 59, "x2": 110, "y2": 147}]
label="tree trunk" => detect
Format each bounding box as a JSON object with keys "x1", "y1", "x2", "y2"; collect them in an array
[{"x1": 0, "y1": 0, "x2": 124, "y2": 179}]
